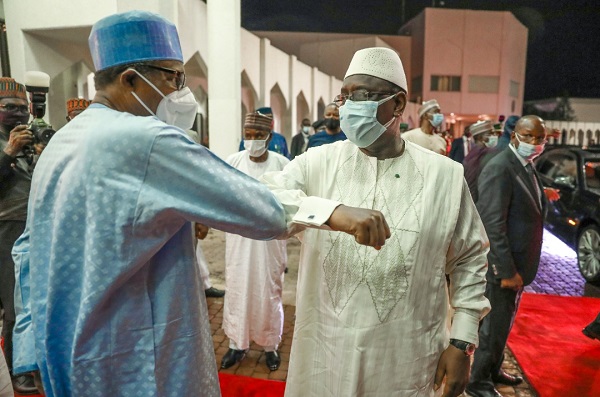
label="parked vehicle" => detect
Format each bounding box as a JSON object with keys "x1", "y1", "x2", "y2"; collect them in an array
[{"x1": 535, "y1": 147, "x2": 600, "y2": 284}]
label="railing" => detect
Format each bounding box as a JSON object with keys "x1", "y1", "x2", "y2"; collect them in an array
[{"x1": 545, "y1": 121, "x2": 600, "y2": 147}]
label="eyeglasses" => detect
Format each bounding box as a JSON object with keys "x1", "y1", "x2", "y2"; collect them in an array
[
  {"x1": 333, "y1": 90, "x2": 396, "y2": 107},
  {"x1": 145, "y1": 65, "x2": 186, "y2": 90},
  {"x1": 516, "y1": 132, "x2": 547, "y2": 145},
  {"x1": 0, "y1": 104, "x2": 28, "y2": 113}
]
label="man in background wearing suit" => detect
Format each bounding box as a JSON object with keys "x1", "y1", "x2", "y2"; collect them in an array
[
  {"x1": 466, "y1": 115, "x2": 550, "y2": 397},
  {"x1": 449, "y1": 125, "x2": 473, "y2": 163}
]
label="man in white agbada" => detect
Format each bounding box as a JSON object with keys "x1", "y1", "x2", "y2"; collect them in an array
[
  {"x1": 261, "y1": 47, "x2": 491, "y2": 397},
  {"x1": 10, "y1": 10, "x2": 288, "y2": 397},
  {"x1": 402, "y1": 99, "x2": 448, "y2": 155},
  {"x1": 220, "y1": 111, "x2": 290, "y2": 371}
]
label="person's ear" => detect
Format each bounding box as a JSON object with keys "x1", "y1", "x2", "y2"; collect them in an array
[
  {"x1": 120, "y1": 69, "x2": 137, "y2": 88},
  {"x1": 394, "y1": 91, "x2": 407, "y2": 116}
]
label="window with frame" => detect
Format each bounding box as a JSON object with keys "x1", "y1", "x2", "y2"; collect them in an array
[
  {"x1": 510, "y1": 80, "x2": 520, "y2": 98},
  {"x1": 430, "y1": 75, "x2": 461, "y2": 92},
  {"x1": 468, "y1": 76, "x2": 499, "y2": 93}
]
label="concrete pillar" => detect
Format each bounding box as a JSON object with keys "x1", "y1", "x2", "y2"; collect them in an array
[
  {"x1": 288, "y1": 55, "x2": 297, "y2": 137},
  {"x1": 207, "y1": 0, "x2": 241, "y2": 159},
  {"x1": 259, "y1": 37, "x2": 270, "y2": 108}
]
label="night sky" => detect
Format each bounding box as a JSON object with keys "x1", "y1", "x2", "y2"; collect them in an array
[{"x1": 242, "y1": 0, "x2": 600, "y2": 101}]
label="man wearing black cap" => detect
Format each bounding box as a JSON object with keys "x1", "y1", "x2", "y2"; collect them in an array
[{"x1": 0, "y1": 77, "x2": 39, "y2": 395}]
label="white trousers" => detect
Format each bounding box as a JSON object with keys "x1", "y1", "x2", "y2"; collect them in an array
[{"x1": 195, "y1": 241, "x2": 212, "y2": 290}]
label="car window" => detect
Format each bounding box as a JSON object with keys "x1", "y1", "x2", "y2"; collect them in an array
[
  {"x1": 538, "y1": 152, "x2": 578, "y2": 185},
  {"x1": 584, "y1": 161, "x2": 600, "y2": 191}
]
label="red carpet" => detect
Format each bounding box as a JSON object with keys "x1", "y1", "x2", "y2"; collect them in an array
[
  {"x1": 507, "y1": 293, "x2": 600, "y2": 397},
  {"x1": 219, "y1": 372, "x2": 285, "y2": 397}
]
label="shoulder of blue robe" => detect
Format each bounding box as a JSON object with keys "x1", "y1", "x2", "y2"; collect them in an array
[{"x1": 11, "y1": 227, "x2": 39, "y2": 375}]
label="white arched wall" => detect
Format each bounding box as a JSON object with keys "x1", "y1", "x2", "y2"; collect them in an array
[
  {"x1": 3, "y1": 0, "x2": 347, "y2": 156},
  {"x1": 270, "y1": 83, "x2": 289, "y2": 142},
  {"x1": 241, "y1": 69, "x2": 259, "y2": 142},
  {"x1": 317, "y1": 98, "x2": 326, "y2": 120},
  {"x1": 295, "y1": 91, "x2": 310, "y2": 134},
  {"x1": 49, "y1": 61, "x2": 93, "y2": 131}
]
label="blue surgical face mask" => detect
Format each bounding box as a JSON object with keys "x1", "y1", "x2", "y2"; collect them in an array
[
  {"x1": 430, "y1": 113, "x2": 444, "y2": 127},
  {"x1": 339, "y1": 94, "x2": 397, "y2": 148},
  {"x1": 515, "y1": 133, "x2": 545, "y2": 160},
  {"x1": 485, "y1": 136, "x2": 498, "y2": 148}
]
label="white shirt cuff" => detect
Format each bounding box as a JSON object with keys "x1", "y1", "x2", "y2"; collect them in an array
[
  {"x1": 292, "y1": 196, "x2": 341, "y2": 227},
  {"x1": 449, "y1": 309, "x2": 481, "y2": 346}
]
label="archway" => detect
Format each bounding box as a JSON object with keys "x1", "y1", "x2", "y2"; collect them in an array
[
  {"x1": 48, "y1": 61, "x2": 93, "y2": 131},
  {"x1": 185, "y1": 52, "x2": 209, "y2": 145},
  {"x1": 241, "y1": 70, "x2": 259, "y2": 140},
  {"x1": 295, "y1": 91, "x2": 310, "y2": 135},
  {"x1": 270, "y1": 83, "x2": 289, "y2": 142},
  {"x1": 316, "y1": 98, "x2": 325, "y2": 121}
]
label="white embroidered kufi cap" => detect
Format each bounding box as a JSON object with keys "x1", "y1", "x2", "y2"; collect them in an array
[
  {"x1": 469, "y1": 120, "x2": 494, "y2": 136},
  {"x1": 344, "y1": 47, "x2": 407, "y2": 91},
  {"x1": 418, "y1": 99, "x2": 440, "y2": 117}
]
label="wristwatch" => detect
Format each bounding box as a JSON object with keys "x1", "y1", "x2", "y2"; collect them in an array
[{"x1": 449, "y1": 339, "x2": 476, "y2": 356}]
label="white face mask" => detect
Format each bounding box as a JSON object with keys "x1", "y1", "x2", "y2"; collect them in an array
[
  {"x1": 485, "y1": 135, "x2": 498, "y2": 148},
  {"x1": 515, "y1": 133, "x2": 545, "y2": 160},
  {"x1": 430, "y1": 113, "x2": 444, "y2": 127},
  {"x1": 130, "y1": 69, "x2": 198, "y2": 130},
  {"x1": 339, "y1": 94, "x2": 397, "y2": 148},
  {"x1": 244, "y1": 138, "x2": 268, "y2": 157}
]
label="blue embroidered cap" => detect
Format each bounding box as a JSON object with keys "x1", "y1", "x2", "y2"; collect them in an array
[{"x1": 89, "y1": 10, "x2": 183, "y2": 71}]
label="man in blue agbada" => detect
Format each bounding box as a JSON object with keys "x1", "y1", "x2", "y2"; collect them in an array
[{"x1": 9, "y1": 10, "x2": 288, "y2": 397}]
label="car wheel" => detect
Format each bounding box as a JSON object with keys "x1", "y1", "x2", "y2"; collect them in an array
[{"x1": 577, "y1": 225, "x2": 600, "y2": 284}]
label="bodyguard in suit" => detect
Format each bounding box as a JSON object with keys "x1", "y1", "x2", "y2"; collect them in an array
[
  {"x1": 449, "y1": 126, "x2": 473, "y2": 163},
  {"x1": 466, "y1": 115, "x2": 550, "y2": 397}
]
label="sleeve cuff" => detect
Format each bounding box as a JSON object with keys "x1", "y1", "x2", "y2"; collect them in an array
[
  {"x1": 292, "y1": 196, "x2": 341, "y2": 227},
  {"x1": 449, "y1": 310, "x2": 481, "y2": 346}
]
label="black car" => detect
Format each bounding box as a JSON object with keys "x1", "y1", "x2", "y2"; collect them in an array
[{"x1": 535, "y1": 146, "x2": 600, "y2": 284}]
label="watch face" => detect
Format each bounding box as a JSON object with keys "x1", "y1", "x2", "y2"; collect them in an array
[{"x1": 465, "y1": 344, "x2": 476, "y2": 356}]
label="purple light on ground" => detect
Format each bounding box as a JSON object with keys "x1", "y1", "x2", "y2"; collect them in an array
[{"x1": 542, "y1": 228, "x2": 576, "y2": 259}]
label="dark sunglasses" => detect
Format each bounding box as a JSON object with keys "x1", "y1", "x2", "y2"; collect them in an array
[{"x1": 145, "y1": 65, "x2": 186, "y2": 90}]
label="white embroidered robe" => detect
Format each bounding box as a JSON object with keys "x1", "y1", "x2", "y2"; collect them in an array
[{"x1": 261, "y1": 140, "x2": 490, "y2": 397}]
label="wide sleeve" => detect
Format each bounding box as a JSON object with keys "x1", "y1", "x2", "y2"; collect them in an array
[
  {"x1": 137, "y1": 129, "x2": 286, "y2": 240},
  {"x1": 445, "y1": 179, "x2": 491, "y2": 345},
  {"x1": 11, "y1": 228, "x2": 39, "y2": 375},
  {"x1": 260, "y1": 151, "x2": 341, "y2": 235},
  {"x1": 476, "y1": 159, "x2": 516, "y2": 280}
]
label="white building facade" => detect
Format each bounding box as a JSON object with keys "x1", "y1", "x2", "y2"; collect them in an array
[{"x1": 0, "y1": 0, "x2": 341, "y2": 158}]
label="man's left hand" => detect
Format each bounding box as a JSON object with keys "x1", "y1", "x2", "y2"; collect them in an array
[
  {"x1": 544, "y1": 187, "x2": 560, "y2": 202},
  {"x1": 433, "y1": 344, "x2": 470, "y2": 397}
]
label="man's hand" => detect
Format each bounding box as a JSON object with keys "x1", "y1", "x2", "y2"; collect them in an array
[
  {"x1": 325, "y1": 205, "x2": 390, "y2": 249},
  {"x1": 500, "y1": 272, "x2": 523, "y2": 291},
  {"x1": 434, "y1": 344, "x2": 470, "y2": 397},
  {"x1": 3, "y1": 125, "x2": 33, "y2": 157},
  {"x1": 195, "y1": 223, "x2": 210, "y2": 240},
  {"x1": 544, "y1": 187, "x2": 560, "y2": 202}
]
